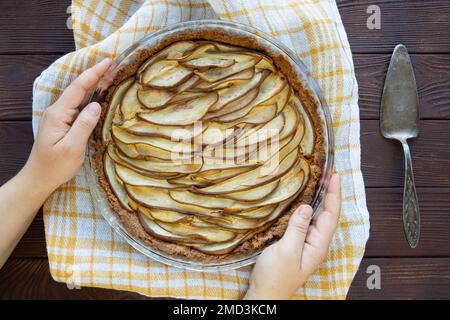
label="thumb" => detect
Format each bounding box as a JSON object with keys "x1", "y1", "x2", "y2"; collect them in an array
[
  {"x1": 279, "y1": 205, "x2": 313, "y2": 257},
  {"x1": 64, "y1": 102, "x2": 101, "y2": 146}
]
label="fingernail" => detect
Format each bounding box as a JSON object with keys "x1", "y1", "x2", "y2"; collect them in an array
[
  {"x1": 296, "y1": 206, "x2": 312, "y2": 220},
  {"x1": 85, "y1": 102, "x2": 101, "y2": 116}
]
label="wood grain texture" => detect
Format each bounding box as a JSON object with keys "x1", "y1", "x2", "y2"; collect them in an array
[
  {"x1": 0, "y1": 121, "x2": 33, "y2": 185},
  {"x1": 361, "y1": 120, "x2": 450, "y2": 187},
  {"x1": 1, "y1": 258, "x2": 449, "y2": 299},
  {"x1": 355, "y1": 54, "x2": 450, "y2": 120},
  {"x1": 338, "y1": 0, "x2": 450, "y2": 53},
  {"x1": 1, "y1": 1, "x2": 450, "y2": 54},
  {"x1": 347, "y1": 258, "x2": 450, "y2": 299},
  {"x1": 0, "y1": 55, "x2": 61, "y2": 121},
  {"x1": 0, "y1": 0, "x2": 74, "y2": 54}
]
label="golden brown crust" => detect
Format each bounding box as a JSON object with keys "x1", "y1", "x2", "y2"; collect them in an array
[{"x1": 92, "y1": 30, "x2": 326, "y2": 263}]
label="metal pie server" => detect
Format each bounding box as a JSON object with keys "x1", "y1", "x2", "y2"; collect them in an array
[{"x1": 380, "y1": 44, "x2": 420, "y2": 248}]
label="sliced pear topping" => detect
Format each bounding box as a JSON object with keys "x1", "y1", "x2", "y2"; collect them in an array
[
  {"x1": 155, "y1": 220, "x2": 236, "y2": 243},
  {"x1": 198, "y1": 147, "x2": 299, "y2": 194},
  {"x1": 126, "y1": 185, "x2": 222, "y2": 216},
  {"x1": 292, "y1": 96, "x2": 315, "y2": 156},
  {"x1": 103, "y1": 40, "x2": 317, "y2": 251},
  {"x1": 192, "y1": 68, "x2": 254, "y2": 92},
  {"x1": 137, "y1": 87, "x2": 174, "y2": 109},
  {"x1": 139, "y1": 213, "x2": 206, "y2": 243},
  {"x1": 215, "y1": 73, "x2": 287, "y2": 122},
  {"x1": 138, "y1": 92, "x2": 218, "y2": 126},
  {"x1": 115, "y1": 163, "x2": 181, "y2": 188},
  {"x1": 121, "y1": 118, "x2": 204, "y2": 140},
  {"x1": 137, "y1": 41, "x2": 197, "y2": 75},
  {"x1": 139, "y1": 206, "x2": 190, "y2": 223},
  {"x1": 112, "y1": 125, "x2": 200, "y2": 154},
  {"x1": 144, "y1": 63, "x2": 193, "y2": 88},
  {"x1": 120, "y1": 81, "x2": 146, "y2": 121},
  {"x1": 205, "y1": 88, "x2": 259, "y2": 120},
  {"x1": 182, "y1": 54, "x2": 235, "y2": 68},
  {"x1": 103, "y1": 153, "x2": 132, "y2": 211},
  {"x1": 223, "y1": 179, "x2": 280, "y2": 201},
  {"x1": 233, "y1": 205, "x2": 276, "y2": 219},
  {"x1": 209, "y1": 71, "x2": 267, "y2": 112},
  {"x1": 195, "y1": 56, "x2": 261, "y2": 82},
  {"x1": 102, "y1": 78, "x2": 134, "y2": 143}
]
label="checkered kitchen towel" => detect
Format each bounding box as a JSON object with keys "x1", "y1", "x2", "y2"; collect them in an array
[{"x1": 32, "y1": 0, "x2": 370, "y2": 299}]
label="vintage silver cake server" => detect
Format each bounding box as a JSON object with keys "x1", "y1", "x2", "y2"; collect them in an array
[{"x1": 380, "y1": 44, "x2": 420, "y2": 248}]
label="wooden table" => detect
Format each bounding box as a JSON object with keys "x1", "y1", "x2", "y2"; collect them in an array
[{"x1": 0, "y1": 0, "x2": 449, "y2": 300}]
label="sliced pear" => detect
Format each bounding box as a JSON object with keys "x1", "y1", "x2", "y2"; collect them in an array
[
  {"x1": 155, "y1": 220, "x2": 236, "y2": 243},
  {"x1": 235, "y1": 112, "x2": 285, "y2": 148},
  {"x1": 167, "y1": 91, "x2": 204, "y2": 104},
  {"x1": 115, "y1": 163, "x2": 181, "y2": 188},
  {"x1": 137, "y1": 41, "x2": 197, "y2": 75},
  {"x1": 292, "y1": 96, "x2": 315, "y2": 156},
  {"x1": 114, "y1": 147, "x2": 202, "y2": 174},
  {"x1": 126, "y1": 185, "x2": 222, "y2": 216},
  {"x1": 198, "y1": 147, "x2": 299, "y2": 194},
  {"x1": 186, "y1": 232, "x2": 253, "y2": 254},
  {"x1": 120, "y1": 81, "x2": 146, "y2": 121},
  {"x1": 205, "y1": 88, "x2": 260, "y2": 122},
  {"x1": 276, "y1": 85, "x2": 292, "y2": 113},
  {"x1": 223, "y1": 179, "x2": 280, "y2": 201},
  {"x1": 178, "y1": 43, "x2": 216, "y2": 62},
  {"x1": 168, "y1": 175, "x2": 211, "y2": 187},
  {"x1": 233, "y1": 205, "x2": 276, "y2": 219},
  {"x1": 102, "y1": 78, "x2": 134, "y2": 143},
  {"x1": 254, "y1": 56, "x2": 276, "y2": 73},
  {"x1": 182, "y1": 54, "x2": 235, "y2": 68},
  {"x1": 193, "y1": 167, "x2": 249, "y2": 183},
  {"x1": 139, "y1": 206, "x2": 190, "y2": 223},
  {"x1": 191, "y1": 68, "x2": 254, "y2": 92},
  {"x1": 137, "y1": 87, "x2": 174, "y2": 109},
  {"x1": 139, "y1": 213, "x2": 206, "y2": 243},
  {"x1": 138, "y1": 92, "x2": 218, "y2": 126},
  {"x1": 195, "y1": 56, "x2": 261, "y2": 82},
  {"x1": 169, "y1": 163, "x2": 303, "y2": 212},
  {"x1": 121, "y1": 118, "x2": 204, "y2": 140},
  {"x1": 201, "y1": 122, "x2": 240, "y2": 146},
  {"x1": 215, "y1": 73, "x2": 287, "y2": 122},
  {"x1": 209, "y1": 71, "x2": 267, "y2": 112},
  {"x1": 112, "y1": 125, "x2": 200, "y2": 155},
  {"x1": 148, "y1": 66, "x2": 193, "y2": 89},
  {"x1": 103, "y1": 153, "x2": 132, "y2": 211},
  {"x1": 277, "y1": 103, "x2": 299, "y2": 141}
]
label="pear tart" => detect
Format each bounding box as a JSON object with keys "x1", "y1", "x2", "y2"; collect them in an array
[{"x1": 94, "y1": 38, "x2": 325, "y2": 262}]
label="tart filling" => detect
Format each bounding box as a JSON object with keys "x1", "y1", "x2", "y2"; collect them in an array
[{"x1": 95, "y1": 39, "x2": 324, "y2": 260}]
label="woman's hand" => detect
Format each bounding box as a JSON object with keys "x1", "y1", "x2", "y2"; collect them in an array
[
  {"x1": 24, "y1": 58, "x2": 112, "y2": 193},
  {"x1": 244, "y1": 174, "x2": 341, "y2": 300},
  {"x1": 0, "y1": 58, "x2": 111, "y2": 268}
]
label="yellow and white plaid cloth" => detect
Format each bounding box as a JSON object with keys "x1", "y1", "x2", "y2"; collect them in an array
[{"x1": 32, "y1": 0, "x2": 369, "y2": 299}]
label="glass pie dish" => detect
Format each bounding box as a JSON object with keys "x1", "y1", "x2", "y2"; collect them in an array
[{"x1": 84, "y1": 20, "x2": 334, "y2": 272}]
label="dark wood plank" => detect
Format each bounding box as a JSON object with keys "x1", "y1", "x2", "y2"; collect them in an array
[
  {"x1": 338, "y1": 0, "x2": 450, "y2": 53},
  {"x1": 1, "y1": 0, "x2": 450, "y2": 54},
  {"x1": 347, "y1": 258, "x2": 450, "y2": 299},
  {"x1": 0, "y1": 121, "x2": 33, "y2": 185},
  {"x1": 0, "y1": 55, "x2": 61, "y2": 121},
  {"x1": 1, "y1": 258, "x2": 449, "y2": 299},
  {"x1": 355, "y1": 54, "x2": 450, "y2": 120},
  {"x1": 364, "y1": 188, "x2": 450, "y2": 257},
  {"x1": 361, "y1": 120, "x2": 450, "y2": 187},
  {"x1": 11, "y1": 187, "x2": 450, "y2": 258},
  {"x1": 0, "y1": 0, "x2": 74, "y2": 54}
]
